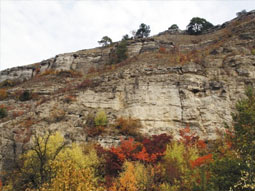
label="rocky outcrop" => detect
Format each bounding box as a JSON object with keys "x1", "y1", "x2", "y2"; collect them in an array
[{"x1": 1, "y1": 10, "x2": 255, "y2": 173}]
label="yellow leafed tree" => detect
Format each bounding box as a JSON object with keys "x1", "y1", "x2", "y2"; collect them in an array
[
  {"x1": 39, "y1": 160, "x2": 104, "y2": 191},
  {"x1": 3, "y1": 131, "x2": 104, "y2": 191},
  {"x1": 110, "y1": 161, "x2": 137, "y2": 191}
]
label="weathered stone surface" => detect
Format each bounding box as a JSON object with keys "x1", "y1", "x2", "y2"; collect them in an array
[{"x1": 1, "y1": 10, "x2": 255, "y2": 173}]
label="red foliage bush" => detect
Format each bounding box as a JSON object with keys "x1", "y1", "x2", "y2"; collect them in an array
[
  {"x1": 143, "y1": 134, "x2": 172, "y2": 154},
  {"x1": 159, "y1": 47, "x2": 166, "y2": 54},
  {"x1": 0, "y1": 89, "x2": 7, "y2": 100},
  {"x1": 96, "y1": 134, "x2": 172, "y2": 177},
  {"x1": 87, "y1": 126, "x2": 105, "y2": 137},
  {"x1": 95, "y1": 145, "x2": 123, "y2": 177},
  {"x1": 0, "y1": 179, "x2": 2, "y2": 191},
  {"x1": 179, "y1": 126, "x2": 199, "y2": 147},
  {"x1": 190, "y1": 154, "x2": 213, "y2": 168},
  {"x1": 77, "y1": 78, "x2": 93, "y2": 89},
  {"x1": 12, "y1": 110, "x2": 24, "y2": 118},
  {"x1": 88, "y1": 66, "x2": 96, "y2": 73},
  {"x1": 142, "y1": 133, "x2": 172, "y2": 162}
]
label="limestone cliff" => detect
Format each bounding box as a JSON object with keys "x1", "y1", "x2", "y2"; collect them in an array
[{"x1": 1, "y1": 11, "x2": 255, "y2": 172}]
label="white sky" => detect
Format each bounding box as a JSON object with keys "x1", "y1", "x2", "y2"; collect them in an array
[{"x1": 0, "y1": 0, "x2": 254, "y2": 71}]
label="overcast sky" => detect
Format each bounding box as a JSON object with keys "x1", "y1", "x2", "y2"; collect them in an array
[{"x1": 0, "y1": 0, "x2": 254, "y2": 71}]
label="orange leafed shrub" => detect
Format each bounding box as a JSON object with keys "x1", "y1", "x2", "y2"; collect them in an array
[
  {"x1": 197, "y1": 140, "x2": 207, "y2": 149},
  {"x1": 110, "y1": 138, "x2": 140, "y2": 161},
  {"x1": 88, "y1": 66, "x2": 96, "y2": 73},
  {"x1": 12, "y1": 110, "x2": 24, "y2": 118},
  {"x1": 40, "y1": 69, "x2": 56, "y2": 76},
  {"x1": 87, "y1": 126, "x2": 105, "y2": 137},
  {"x1": 190, "y1": 153, "x2": 213, "y2": 168},
  {"x1": 115, "y1": 117, "x2": 142, "y2": 138},
  {"x1": 179, "y1": 126, "x2": 199, "y2": 146},
  {"x1": 159, "y1": 47, "x2": 166, "y2": 54},
  {"x1": 0, "y1": 89, "x2": 7, "y2": 100},
  {"x1": 63, "y1": 95, "x2": 76, "y2": 103},
  {"x1": 109, "y1": 162, "x2": 138, "y2": 191},
  {"x1": 35, "y1": 67, "x2": 40, "y2": 75}
]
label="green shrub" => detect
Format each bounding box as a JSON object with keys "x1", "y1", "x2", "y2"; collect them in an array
[
  {"x1": 98, "y1": 36, "x2": 112, "y2": 47},
  {"x1": 0, "y1": 107, "x2": 7, "y2": 119},
  {"x1": 229, "y1": 86, "x2": 255, "y2": 188},
  {"x1": 210, "y1": 156, "x2": 243, "y2": 191},
  {"x1": 109, "y1": 40, "x2": 128, "y2": 64},
  {"x1": 122, "y1": 34, "x2": 131, "y2": 41},
  {"x1": 19, "y1": 90, "x2": 32, "y2": 101},
  {"x1": 135, "y1": 23, "x2": 151, "y2": 38},
  {"x1": 168, "y1": 24, "x2": 179, "y2": 30},
  {"x1": 94, "y1": 109, "x2": 108, "y2": 126},
  {"x1": 116, "y1": 40, "x2": 128, "y2": 63},
  {"x1": 187, "y1": 17, "x2": 213, "y2": 35}
]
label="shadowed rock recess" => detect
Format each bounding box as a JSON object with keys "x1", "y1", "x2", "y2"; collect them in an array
[{"x1": 1, "y1": 11, "x2": 255, "y2": 172}]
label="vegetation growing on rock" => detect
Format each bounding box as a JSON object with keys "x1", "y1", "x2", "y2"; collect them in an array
[
  {"x1": 135, "y1": 23, "x2": 151, "y2": 38},
  {"x1": 1, "y1": 10, "x2": 255, "y2": 191},
  {"x1": 187, "y1": 17, "x2": 214, "y2": 35},
  {"x1": 0, "y1": 107, "x2": 7, "y2": 119},
  {"x1": 98, "y1": 36, "x2": 113, "y2": 47}
]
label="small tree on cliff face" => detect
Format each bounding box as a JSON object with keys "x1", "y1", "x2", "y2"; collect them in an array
[
  {"x1": 109, "y1": 39, "x2": 128, "y2": 64},
  {"x1": 98, "y1": 36, "x2": 112, "y2": 46},
  {"x1": 122, "y1": 34, "x2": 131, "y2": 41},
  {"x1": 168, "y1": 24, "x2": 179, "y2": 30},
  {"x1": 236, "y1": 9, "x2": 247, "y2": 17},
  {"x1": 116, "y1": 40, "x2": 128, "y2": 62},
  {"x1": 135, "y1": 23, "x2": 151, "y2": 38},
  {"x1": 187, "y1": 17, "x2": 213, "y2": 35}
]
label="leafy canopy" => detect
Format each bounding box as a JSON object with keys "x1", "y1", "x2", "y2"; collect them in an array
[
  {"x1": 98, "y1": 36, "x2": 112, "y2": 46},
  {"x1": 135, "y1": 23, "x2": 151, "y2": 38},
  {"x1": 168, "y1": 24, "x2": 179, "y2": 30},
  {"x1": 187, "y1": 17, "x2": 213, "y2": 35}
]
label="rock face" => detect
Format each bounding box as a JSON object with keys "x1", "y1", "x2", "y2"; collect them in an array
[{"x1": 1, "y1": 11, "x2": 255, "y2": 172}]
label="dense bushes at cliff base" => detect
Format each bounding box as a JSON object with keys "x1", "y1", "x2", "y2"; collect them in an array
[{"x1": 3, "y1": 87, "x2": 255, "y2": 190}]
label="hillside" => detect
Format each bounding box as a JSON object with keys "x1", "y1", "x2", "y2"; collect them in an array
[{"x1": 0, "y1": 10, "x2": 255, "y2": 174}]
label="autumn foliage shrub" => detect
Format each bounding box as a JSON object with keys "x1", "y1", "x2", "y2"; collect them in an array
[
  {"x1": 39, "y1": 69, "x2": 56, "y2": 76},
  {"x1": 63, "y1": 95, "x2": 76, "y2": 103},
  {"x1": 114, "y1": 117, "x2": 142, "y2": 138},
  {"x1": 77, "y1": 78, "x2": 93, "y2": 89},
  {"x1": 4, "y1": 86, "x2": 255, "y2": 191},
  {"x1": 56, "y1": 70, "x2": 82, "y2": 78},
  {"x1": 97, "y1": 134, "x2": 172, "y2": 179},
  {"x1": 3, "y1": 132, "x2": 104, "y2": 191},
  {"x1": 159, "y1": 47, "x2": 166, "y2": 54},
  {"x1": 109, "y1": 161, "x2": 153, "y2": 191},
  {"x1": 0, "y1": 79, "x2": 17, "y2": 88},
  {"x1": 142, "y1": 134, "x2": 172, "y2": 159},
  {"x1": 87, "y1": 125, "x2": 105, "y2": 137},
  {"x1": 88, "y1": 66, "x2": 96, "y2": 73},
  {"x1": 0, "y1": 89, "x2": 7, "y2": 100}
]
